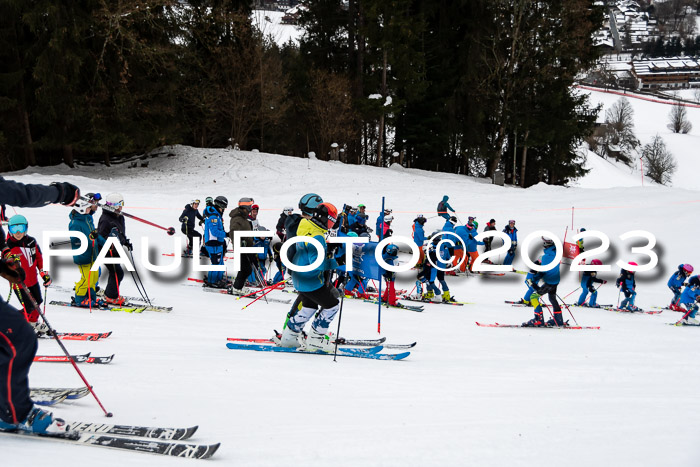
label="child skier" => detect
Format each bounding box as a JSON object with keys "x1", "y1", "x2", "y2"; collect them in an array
[
  {"x1": 523, "y1": 237, "x2": 563, "y2": 327},
  {"x1": 437, "y1": 195, "x2": 455, "y2": 220},
  {"x1": 616, "y1": 262, "x2": 639, "y2": 311},
  {"x1": 179, "y1": 199, "x2": 205, "y2": 256},
  {"x1": 203, "y1": 196, "x2": 229, "y2": 288},
  {"x1": 96, "y1": 193, "x2": 132, "y2": 305},
  {"x1": 276, "y1": 202, "x2": 340, "y2": 351},
  {"x1": 577, "y1": 259, "x2": 607, "y2": 307},
  {"x1": 380, "y1": 244, "x2": 400, "y2": 306},
  {"x1": 412, "y1": 215, "x2": 427, "y2": 266},
  {"x1": 678, "y1": 276, "x2": 700, "y2": 325},
  {"x1": 668, "y1": 264, "x2": 694, "y2": 311},
  {"x1": 503, "y1": 220, "x2": 518, "y2": 265},
  {"x1": 69, "y1": 193, "x2": 104, "y2": 307},
  {"x1": 4, "y1": 215, "x2": 51, "y2": 335}
]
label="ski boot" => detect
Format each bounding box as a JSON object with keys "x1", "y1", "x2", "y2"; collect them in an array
[
  {"x1": 442, "y1": 290, "x2": 452, "y2": 302},
  {"x1": 682, "y1": 317, "x2": 700, "y2": 325},
  {"x1": 29, "y1": 321, "x2": 49, "y2": 337},
  {"x1": 0, "y1": 406, "x2": 69, "y2": 435},
  {"x1": 303, "y1": 327, "x2": 333, "y2": 352},
  {"x1": 522, "y1": 313, "x2": 545, "y2": 327},
  {"x1": 103, "y1": 296, "x2": 126, "y2": 306},
  {"x1": 229, "y1": 286, "x2": 253, "y2": 296}
]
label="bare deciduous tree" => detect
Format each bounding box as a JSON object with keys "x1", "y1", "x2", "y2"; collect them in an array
[
  {"x1": 603, "y1": 97, "x2": 639, "y2": 163},
  {"x1": 642, "y1": 135, "x2": 677, "y2": 185},
  {"x1": 667, "y1": 102, "x2": 692, "y2": 134}
]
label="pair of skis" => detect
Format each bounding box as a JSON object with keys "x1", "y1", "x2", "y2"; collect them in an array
[
  {"x1": 39, "y1": 331, "x2": 112, "y2": 341},
  {"x1": 1, "y1": 421, "x2": 219, "y2": 459},
  {"x1": 227, "y1": 335, "x2": 416, "y2": 350},
  {"x1": 225, "y1": 342, "x2": 409, "y2": 360},
  {"x1": 31, "y1": 387, "x2": 91, "y2": 406},
  {"x1": 476, "y1": 322, "x2": 600, "y2": 330},
  {"x1": 49, "y1": 300, "x2": 172, "y2": 313},
  {"x1": 48, "y1": 285, "x2": 154, "y2": 304}
]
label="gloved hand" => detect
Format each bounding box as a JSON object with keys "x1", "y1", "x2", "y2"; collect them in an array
[
  {"x1": 0, "y1": 255, "x2": 25, "y2": 284},
  {"x1": 89, "y1": 230, "x2": 98, "y2": 240},
  {"x1": 51, "y1": 182, "x2": 80, "y2": 206},
  {"x1": 330, "y1": 287, "x2": 342, "y2": 299},
  {"x1": 603, "y1": 280, "x2": 608, "y2": 284},
  {"x1": 124, "y1": 239, "x2": 134, "y2": 251},
  {"x1": 40, "y1": 270, "x2": 52, "y2": 287},
  {"x1": 199, "y1": 220, "x2": 204, "y2": 227}
]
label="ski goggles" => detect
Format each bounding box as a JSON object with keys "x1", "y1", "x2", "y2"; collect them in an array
[
  {"x1": 8, "y1": 224, "x2": 27, "y2": 234},
  {"x1": 192, "y1": 199, "x2": 200, "y2": 205},
  {"x1": 508, "y1": 219, "x2": 516, "y2": 224},
  {"x1": 106, "y1": 200, "x2": 124, "y2": 207}
]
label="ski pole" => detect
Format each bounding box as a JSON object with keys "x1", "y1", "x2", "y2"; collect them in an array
[
  {"x1": 49, "y1": 240, "x2": 72, "y2": 247},
  {"x1": 19, "y1": 283, "x2": 113, "y2": 417},
  {"x1": 333, "y1": 294, "x2": 345, "y2": 362},
  {"x1": 127, "y1": 249, "x2": 151, "y2": 306},
  {"x1": 86, "y1": 196, "x2": 175, "y2": 236},
  {"x1": 241, "y1": 282, "x2": 284, "y2": 310},
  {"x1": 562, "y1": 286, "x2": 581, "y2": 301},
  {"x1": 557, "y1": 294, "x2": 579, "y2": 327}
]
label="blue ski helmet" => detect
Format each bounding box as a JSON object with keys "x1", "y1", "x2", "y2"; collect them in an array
[
  {"x1": 299, "y1": 193, "x2": 323, "y2": 215},
  {"x1": 386, "y1": 244, "x2": 399, "y2": 257},
  {"x1": 8, "y1": 215, "x2": 28, "y2": 234}
]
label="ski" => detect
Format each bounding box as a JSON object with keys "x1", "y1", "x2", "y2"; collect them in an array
[
  {"x1": 201, "y1": 286, "x2": 292, "y2": 304},
  {"x1": 403, "y1": 294, "x2": 469, "y2": 306},
  {"x1": 668, "y1": 322, "x2": 700, "y2": 326},
  {"x1": 48, "y1": 285, "x2": 152, "y2": 303},
  {"x1": 66, "y1": 421, "x2": 198, "y2": 440},
  {"x1": 0, "y1": 430, "x2": 219, "y2": 459},
  {"x1": 476, "y1": 321, "x2": 600, "y2": 330},
  {"x1": 34, "y1": 353, "x2": 114, "y2": 364},
  {"x1": 601, "y1": 306, "x2": 662, "y2": 315},
  {"x1": 505, "y1": 300, "x2": 528, "y2": 305},
  {"x1": 31, "y1": 387, "x2": 91, "y2": 401},
  {"x1": 49, "y1": 300, "x2": 145, "y2": 313},
  {"x1": 361, "y1": 298, "x2": 424, "y2": 312},
  {"x1": 563, "y1": 303, "x2": 614, "y2": 308},
  {"x1": 35, "y1": 353, "x2": 91, "y2": 363},
  {"x1": 49, "y1": 300, "x2": 170, "y2": 313},
  {"x1": 226, "y1": 342, "x2": 410, "y2": 360},
  {"x1": 39, "y1": 332, "x2": 112, "y2": 341},
  {"x1": 226, "y1": 335, "x2": 417, "y2": 350},
  {"x1": 32, "y1": 394, "x2": 68, "y2": 406}
]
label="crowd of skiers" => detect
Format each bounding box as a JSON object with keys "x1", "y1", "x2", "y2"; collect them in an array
[{"x1": 2, "y1": 180, "x2": 700, "y2": 439}]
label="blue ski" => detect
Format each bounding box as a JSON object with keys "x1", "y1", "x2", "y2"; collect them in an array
[{"x1": 225, "y1": 343, "x2": 410, "y2": 360}]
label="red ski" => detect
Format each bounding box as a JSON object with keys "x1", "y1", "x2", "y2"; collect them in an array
[{"x1": 476, "y1": 321, "x2": 600, "y2": 330}]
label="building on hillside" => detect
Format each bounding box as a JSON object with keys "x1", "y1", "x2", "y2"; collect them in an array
[{"x1": 631, "y1": 58, "x2": 700, "y2": 89}]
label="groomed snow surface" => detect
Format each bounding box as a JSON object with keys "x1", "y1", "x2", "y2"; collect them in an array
[{"x1": 2, "y1": 142, "x2": 699, "y2": 466}]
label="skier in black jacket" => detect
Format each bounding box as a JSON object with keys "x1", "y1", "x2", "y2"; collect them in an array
[
  {"x1": 97, "y1": 192, "x2": 131, "y2": 305},
  {"x1": 179, "y1": 199, "x2": 205, "y2": 256},
  {"x1": 0, "y1": 176, "x2": 78, "y2": 435}
]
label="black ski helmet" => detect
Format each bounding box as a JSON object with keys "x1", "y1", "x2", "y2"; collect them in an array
[
  {"x1": 214, "y1": 196, "x2": 228, "y2": 210},
  {"x1": 238, "y1": 197, "x2": 254, "y2": 213},
  {"x1": 299, "y1": 193, "x2": 323, "y2": 216},
  {"x1": 205, "y1": 197, "x2": 214, "y2": 206}
]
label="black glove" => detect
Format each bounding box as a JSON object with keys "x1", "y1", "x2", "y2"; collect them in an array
[
  {"x1": 330, "y1": 287, "x2": 342, "y2": 299},
  {"x1": 40, "y1": 270, "x2": 52, "y2": 287},
  {"x1": 89, "y1": 230, "x2": 98, "y2": 240},
  {"x1": 51, "y1": 182, "x2": 80, "y2": 206},
  {"x1": 124, "y1": 239, "x2": 134, "y2": 251},
  {"x1": 0, "y1": 256, "x2": 25, "y2": 284}
]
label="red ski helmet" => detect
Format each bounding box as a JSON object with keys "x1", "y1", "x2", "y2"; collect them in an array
[
  {"x1": 682, "y1": 264, "x2": 694, "y2": 274},
  {"x1": 591, "y1": 259, "x2": 602, "y2": 266}
]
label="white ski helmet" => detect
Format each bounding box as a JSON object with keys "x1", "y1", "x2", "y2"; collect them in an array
[{"x1": 105, "y1": 193, "x2": 124, "y2": 207}]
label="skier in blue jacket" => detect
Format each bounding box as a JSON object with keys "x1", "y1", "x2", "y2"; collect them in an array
[
  {"x1": 668, "y1": 264, "x2": 694, "y2": 310},
  {"x1": 203, "y1": 196, "x2": 228, "y2": 288},
  {"x1": 678, "y1": 276, "x2": 700, "y2": 325},
  {"x1": 577, "y1": 259, "x2": 606, "y2": 307},
  {"x1": 616, "y1": 262, "x2": 639, "y2": 311},
  {"x1": 523, "y1": 237, "x2": 563, "y2": 327},
  {"x1": 412, "y1": 215, "x2": 427, "y2": 266},
  {"x1": 437, "y1": 195, "x2": 455, "y2": 220},
  {"x1": 503, "y1": 220, "x2": 518, "y2": 265}
]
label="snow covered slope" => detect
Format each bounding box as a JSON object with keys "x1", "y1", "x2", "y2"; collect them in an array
[
  {"x1": 578, "y1": 87, "x2": 700, "y2": 190},
  {"x1": 1, "y1": 146, "x2": 699, "y2": 466}
]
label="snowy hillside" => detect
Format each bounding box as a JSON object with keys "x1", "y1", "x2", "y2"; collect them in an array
[
  {"x1": 2, "y1": 146, "x2": 699, "y2": 466},
  {"x1": 577, "y1": 86, "x2": 700, "y2": 190}
]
